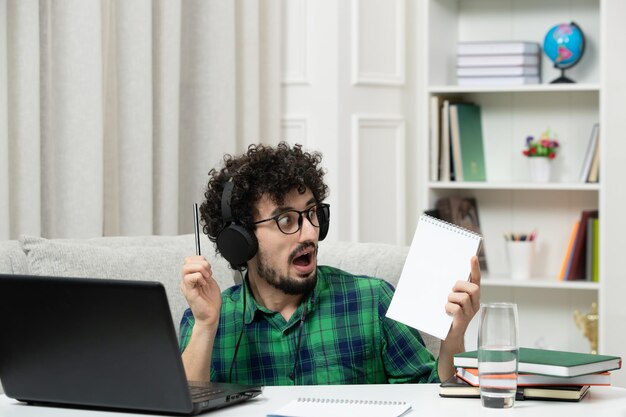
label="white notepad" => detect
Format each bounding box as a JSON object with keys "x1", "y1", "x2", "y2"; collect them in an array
[
  {"x1": 267, "y1": 397, "x2": 411, "y2": 417},
  {"x1": 386, "y1": 214, "x2": 482, "y2": 340}
]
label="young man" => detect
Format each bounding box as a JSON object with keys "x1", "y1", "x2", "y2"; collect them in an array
[{"x1": 179, "y1": 142, "x2": 480, "y2": 385}]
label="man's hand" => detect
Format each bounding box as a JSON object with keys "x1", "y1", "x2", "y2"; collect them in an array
[
  {"x1": 180, "y1": 256, "x2": 222, "y2": 382},
  {"x1": 446, "y1": 255, "x2": 481, "y2": 337},
  {"x1": 181, "y1": 256, "x2": 222, "y2": 328},
  {"x1": 437, "y1": 255, "x2": 481, "y2": 381}
]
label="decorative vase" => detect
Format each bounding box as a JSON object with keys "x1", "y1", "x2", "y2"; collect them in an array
[{"x1": 528, "y1": 157, "x2": 552, "y2": 182}]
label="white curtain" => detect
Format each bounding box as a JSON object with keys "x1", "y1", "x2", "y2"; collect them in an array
[{"x1": 0, "y1": 0, "x2": 282, "y2": 239}]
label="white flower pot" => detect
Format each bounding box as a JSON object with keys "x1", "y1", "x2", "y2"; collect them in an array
[{"x1": 528, "y1": 157, "x2": 552, "y2": 182}]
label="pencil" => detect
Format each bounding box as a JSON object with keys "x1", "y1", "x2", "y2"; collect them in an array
[{"x1": 193, "y1": 203, "x2": 201, "y2": 256}]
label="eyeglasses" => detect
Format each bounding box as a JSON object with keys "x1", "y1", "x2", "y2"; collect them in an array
[{"x1": 253, "y1": 203, "x2": 330, "y2": 235}]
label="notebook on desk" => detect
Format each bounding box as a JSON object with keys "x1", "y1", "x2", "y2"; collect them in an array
[{"x1": 0, "y1": 274, "x2": 262, "y2": 415}]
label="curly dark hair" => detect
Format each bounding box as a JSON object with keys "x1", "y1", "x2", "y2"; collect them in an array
[{"x1": 200, "y1": 142, "x2": 328, "y2": 264}]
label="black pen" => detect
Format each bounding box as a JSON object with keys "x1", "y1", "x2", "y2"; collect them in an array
[{"x1": 193, "y1": 203, "x2": 201, "y2": 256}]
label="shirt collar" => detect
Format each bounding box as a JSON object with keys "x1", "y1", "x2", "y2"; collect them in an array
[{"x1": 241, "y1": 267, "x2": 328, "y2": 325}]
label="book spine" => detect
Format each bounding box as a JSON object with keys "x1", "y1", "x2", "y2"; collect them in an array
[
  {"x1": 439, "y1": 100, "x2": 451, "y2": 182},
  {"x1": 457, "y1": 66, "x2": 539, "y2": 77},
  {"x1": 430, "y1": 95, "x2": 442, "y2": 182},
  {"x1": 592, "y1": 218, "x2": 599, "y2": 282},
  {"x1": 586, "y1": 217, "x2": 595, "y2": 281},
  {"x1": 457, "y1": 42, "x2": 540, "y2": 56},
  {"x1": 457, "y1": 76, "x2": 540, "y2": 86},
  {"x1": 449, "y1": 104, "x2": 463, "y2": 181},
  {"x1": 457, "y1": 55, "x2": 540, "y2": 67},
  {"x1": 559, "y1": 221, "x2": 579, "y2": 281}
]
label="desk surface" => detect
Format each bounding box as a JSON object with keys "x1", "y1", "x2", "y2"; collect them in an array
[{"x1": 2, "y1": 384, "x2": 626, "y2": 417}]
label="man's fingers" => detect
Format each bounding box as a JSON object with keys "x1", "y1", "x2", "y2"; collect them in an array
[
  {"x1": 182, "y1": 271, "x2": 209, "y2": 290},
  {"x1": 182, "y1": 256, "x2": 212, "y2": 280},
  {"x1": 469, "y1": 255, "x2": 481, "y2": 286}
]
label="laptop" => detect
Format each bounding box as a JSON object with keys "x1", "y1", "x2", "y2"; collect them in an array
[{"x1": 0, "y1": 274, "x2": 262, "y2": 415}]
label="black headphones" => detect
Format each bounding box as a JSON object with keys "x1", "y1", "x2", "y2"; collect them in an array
[
  {"x1": 215, "y1": 179, "x2": 330, "y2": 267},
  {"x1": 216, "y1": 180, "x2": 258, "y2": 267}
]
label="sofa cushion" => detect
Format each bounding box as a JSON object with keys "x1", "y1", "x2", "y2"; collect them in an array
[
  {"x1": 19, "y1": 235, "x2": 236, "y2": 334},
  {"x1": 317, "y1": 241, "x2": 409, "y2": 287},
  {"x1": 0, "y1": 240, "x2": 28, "y2": 275}
]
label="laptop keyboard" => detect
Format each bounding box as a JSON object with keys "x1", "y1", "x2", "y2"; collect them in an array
[{"x1": 190, "y1": 385, "x2": 224, "y2": 401}]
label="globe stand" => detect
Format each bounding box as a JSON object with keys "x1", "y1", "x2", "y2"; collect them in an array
[{"x1": 550, "y1": 67, "x2": 575, "y2": 84}]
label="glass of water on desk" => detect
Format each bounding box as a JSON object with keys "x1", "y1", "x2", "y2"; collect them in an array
[{"x1": 478, "y1": 302, "x2": 519, "y2": 409}]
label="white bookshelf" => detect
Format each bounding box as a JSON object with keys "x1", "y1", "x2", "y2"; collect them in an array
[{"x1": 415, "y1": 0, "x2": 610, "y2": 362}]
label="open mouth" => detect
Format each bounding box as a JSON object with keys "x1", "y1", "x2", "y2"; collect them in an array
[{"x1": 291, "y1": 245, "x2": 316, "y2": 270}]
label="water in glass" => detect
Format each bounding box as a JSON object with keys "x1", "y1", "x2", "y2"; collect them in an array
[{"x1": 478, "y1": 345, "x2": 518, "y2": 408}]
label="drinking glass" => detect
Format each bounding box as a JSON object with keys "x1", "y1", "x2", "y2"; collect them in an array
[{"x1": 478, "y1": 302, "x2": 519, "y2": 409}]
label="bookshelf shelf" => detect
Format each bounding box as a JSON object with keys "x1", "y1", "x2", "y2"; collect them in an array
[
  {"x1": 427, "y1": 182, "x2": 600, "y2": 191},
  {"x1": 482, "y1": 277, "x2": 599, "y2": 291},
  {"x1": 429, "y1": 83, "x2": 601, "y2": 95}
]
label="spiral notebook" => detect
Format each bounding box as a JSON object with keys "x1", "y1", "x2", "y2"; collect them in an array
[
  {"x1": 386, "y1": 214, "x2": 483, "y2": 340},
  {"x1": 267, "y1": 397, "x2": 411, "y2": 417}
]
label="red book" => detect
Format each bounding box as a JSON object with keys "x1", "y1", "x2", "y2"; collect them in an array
[{"x1": 456, "y1": 366, "x2": 611, "y2": 387}]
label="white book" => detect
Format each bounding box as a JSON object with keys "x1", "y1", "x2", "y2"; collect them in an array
[
  {"x1": 386, "y1": 215, "x2": 482, "y2": 340},
  {"x1": 429, "y1": 95, "x2": 443, "y2": 181},
  {"x1": 457, "y1": 76, "x2": 540, "y2": 86},
  {"x1": 458, "y1": 41, "x2": 540, "y2": 56},
  {"x1": 457, "y1": 54, "x2": 539, "y2": 67},
  {"x1": 439, "y1": 100, "x2": 451, "y2": 182},
  {"x1": 587, "y1": 133, "x2": 601, "y2": 183},
  {"x1": 457, "y1": 66, "x2": 539, "y2": 77},
  {"x1": 579, "y1": 123, "x2": 600, "y2": 182}
]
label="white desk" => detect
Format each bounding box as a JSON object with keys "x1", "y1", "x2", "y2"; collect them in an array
[{"x1": 2, "y1": 384, "x2": 626, "y2": 416}]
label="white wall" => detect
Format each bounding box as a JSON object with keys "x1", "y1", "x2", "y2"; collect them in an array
[{"x1": 281, "y1": 0, "x2": 416, "y2": 246}]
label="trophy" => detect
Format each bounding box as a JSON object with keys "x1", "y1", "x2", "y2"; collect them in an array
[{"x1": 574, "y1": 302, "x2": 598, "y2": 354}]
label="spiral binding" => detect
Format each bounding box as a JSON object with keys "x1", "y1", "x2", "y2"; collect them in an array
[
  {"x1": 296, "y1": 397, "x2": 407, "y2": 405},
  {"x1": 420, "y1": 213, "x2": 482, "y2": 241}
]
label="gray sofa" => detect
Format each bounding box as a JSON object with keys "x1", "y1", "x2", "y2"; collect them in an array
[{"x1": 0, "y1": 234, "x2": 440, "y2": 393}]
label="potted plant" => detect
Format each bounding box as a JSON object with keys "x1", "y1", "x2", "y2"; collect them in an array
[{"x1": 523, "y1": 130, "x2": 559, "y2": 182}]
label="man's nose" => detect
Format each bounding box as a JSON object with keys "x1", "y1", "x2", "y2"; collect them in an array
[{"x1": 298, "y1": 214, "x2": 319, "y2": 241}]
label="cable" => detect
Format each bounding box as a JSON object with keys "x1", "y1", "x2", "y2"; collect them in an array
[
  {"x1": 289, "y1": 302, "x2": 308, "y2": 382},
  {"x1": 228, "y1": 270, "x2": 246, "y2": 383}
]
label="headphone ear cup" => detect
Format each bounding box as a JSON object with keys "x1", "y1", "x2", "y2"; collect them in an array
[
  {"x1": 317, "y1": 205, "x2": 330, "y2": 241},
  {"x1": 216, "y1": 224, "x2": 258, "y2": 266}
]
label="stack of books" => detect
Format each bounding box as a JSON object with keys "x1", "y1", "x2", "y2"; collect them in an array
[
  {"x1": 456, "y1": 41, "x2": 541, "y2": 86},
  {"x1": 440, "y1": 347, "x2": 622, "y2": 402}
]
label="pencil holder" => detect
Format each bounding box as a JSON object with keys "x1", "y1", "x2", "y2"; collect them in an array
[{"x1": 506, "y1": 240, "x2": 534, "y2": 280}]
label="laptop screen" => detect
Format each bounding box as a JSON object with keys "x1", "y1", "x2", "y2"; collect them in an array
[{"x1": 0, "y1": 274, "x2": 261, "y2": 415}]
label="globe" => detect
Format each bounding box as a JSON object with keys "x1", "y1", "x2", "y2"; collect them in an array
[{"x1": 543, "y1": 22, "x2": 585, "y2": 83}]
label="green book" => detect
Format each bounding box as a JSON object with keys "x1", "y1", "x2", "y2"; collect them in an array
[
  {"x1": 454, "y1": 347, "x2": 621, "y2": 377},
  {"x1": 449, "y1": 103, "x2": 486, "y2": 181},
  {"x1": 592, "y1": 218, "x2": 599, "y2": 282}
]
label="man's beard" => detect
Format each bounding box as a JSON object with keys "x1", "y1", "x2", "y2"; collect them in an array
[{"x1": 255, "y1": 243, "x2": 317, "y2": 295}]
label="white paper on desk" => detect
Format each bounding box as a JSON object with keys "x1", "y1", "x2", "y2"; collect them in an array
[
  {"x1": 267, "y1": 398, "x2": 411, "y2": 417},
  {"x1": 386, "y1": 214, "x2": 482, "y2": 340}
]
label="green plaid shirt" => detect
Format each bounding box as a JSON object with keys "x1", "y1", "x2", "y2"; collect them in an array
[{"x1": 179, "y1": 265, "x2": 439, "y2": 386}]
